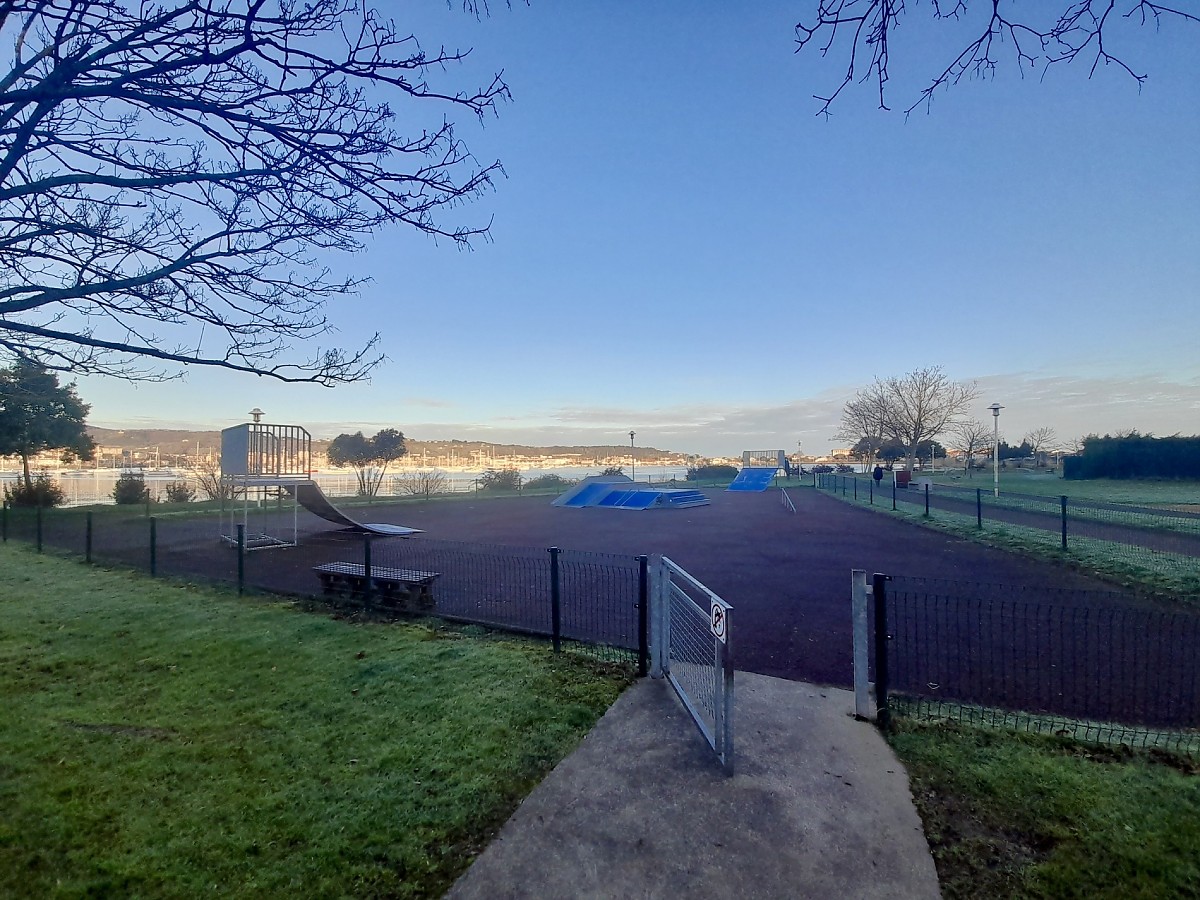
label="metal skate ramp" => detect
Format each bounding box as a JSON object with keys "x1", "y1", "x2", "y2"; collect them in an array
[{"x1": 286, "y1": 481, "x2": 422, "y2": 536}]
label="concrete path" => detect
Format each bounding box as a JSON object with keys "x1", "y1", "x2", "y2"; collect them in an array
[{"x1": 447, "y1": 673, "x2": 941, "y2": 899}]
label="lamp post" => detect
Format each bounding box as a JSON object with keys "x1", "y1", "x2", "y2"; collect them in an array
[
  {"x1": 988, "y1": 403, "x2": 1003, "y2": 497},
  {"x1": 629, "y1": 431, "x2": 636, "y2": 482}
]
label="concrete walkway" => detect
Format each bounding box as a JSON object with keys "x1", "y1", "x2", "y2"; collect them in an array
[{"x1": 447, "y1": 673, "x2": 941, "y2": 899}]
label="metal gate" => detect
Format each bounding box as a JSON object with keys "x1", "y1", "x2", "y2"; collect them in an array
[{"x1": 651, "y1": 556, "x2": 734, "y2": 774}]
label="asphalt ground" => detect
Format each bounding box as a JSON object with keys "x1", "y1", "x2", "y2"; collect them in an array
[{"x1": 23, "y1": 485, "x2": 1172, "y2": 692}]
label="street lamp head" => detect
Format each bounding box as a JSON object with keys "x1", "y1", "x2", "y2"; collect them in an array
[
  {"x1": 629, "y1": 430, "x2": 635, "y2": 443},
  {"x1": 988, "y1": 403, "x2": 1003, "y2": 418},
  {"x1": 249, "y1": 407, "x2": 265, "y2": 423}
]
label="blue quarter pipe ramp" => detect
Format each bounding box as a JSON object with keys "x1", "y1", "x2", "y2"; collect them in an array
[{"x1": 726, "y1": 468, "x2": 779, "y2": 492}]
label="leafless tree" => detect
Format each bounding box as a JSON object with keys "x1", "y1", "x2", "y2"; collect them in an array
[
  {"x1": 1023, "y1": 426, "x2": 1059, "y2": 466},
  {"x1": 834, "y1": 380, "x2": 890, "y2": 465},
  {"x1": 881, "y1": 366, "x2": 979, "y2": 472},
  {"x1": 950, "y1": 418, "x2": 992, "y2": 476},
  {"x1": 0, "y1": 2, "x2": 508, "y2": 382},
  {"x1": 393, "y1": 469, "x2": 448, "y2": 499},
  {"x1": 795, "y1": 1, "x2": 1199, "y2": 115},
  {"x1": 187, "y1": 456, "x2": 241, "y2": 501}
]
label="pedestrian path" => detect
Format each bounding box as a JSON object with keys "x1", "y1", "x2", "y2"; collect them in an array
[{"x1": 447, "y1": 673, "x2": 941, "y2": 899}]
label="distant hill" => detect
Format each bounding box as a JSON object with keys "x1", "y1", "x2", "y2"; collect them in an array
[{"x1": 86, "y1": 427, "x2": 690, "y2": 463}]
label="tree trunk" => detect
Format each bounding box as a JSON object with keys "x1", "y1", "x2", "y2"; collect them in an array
[{"x1": 21, "y1": 450, "x2": 32, "y2": 490}]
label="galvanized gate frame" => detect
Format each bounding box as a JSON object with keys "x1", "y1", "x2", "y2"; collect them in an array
[{"x1": 650, "y1": 556, "x2": 734, "y2": 775}]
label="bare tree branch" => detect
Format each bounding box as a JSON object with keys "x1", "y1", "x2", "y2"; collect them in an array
[
  {"x1": 795, "y1": 0, "x2": 1198, "y2": 115},
  {"x1": 0, "y1": 1, "x2": 510, "y2": 383},
  {"x1": 880, "y1": 366, "x2": 979, "y2": 470}
]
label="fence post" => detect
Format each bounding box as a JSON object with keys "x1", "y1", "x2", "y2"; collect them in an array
[
  {"x1": 841, "y1": 476, "x2": 846, "y2": 498},
  {"x1": 86, "y1": 512, "x2": 93, "y2": 564},
  {"x1": 1061, "y1": 495, "x2": 1068, "y2": 551},
  {"x1": 549, "y1": 546, "x2": 562, "y2": 653},
  {"x1": 362, "y1": 534, "x2": 373, "y2": 606},
  {"x1": 853, "y1": 478, "x2": 857, "y2": 500},
  {"x1": 852, "y1": 570, "x2": 871, "y2": 720},
  {"x1": 650, "y1": 560, "x2": 666, "y2": 678},
  {"x1": 1, "y1": 500, "x2": 7, "y2": 542},
  {"x1": 869, "y1": 479, "x2": 873, "y2": 505},
  {"x1": 716, "y1": 602, "x2": 735, "y2": 776},
  {"x1": 149, "y1": 516, "x2": 157, "y2": 575},
  {"x1": 872, "y1": 572, "x2": 891, "y2": 727},
  {"x1": 637, "y1": 555, "x2": 649, "y2": 677},
  {"x1": 891, "y1": 480, "x2": 896, "y2": 511},
  {"x1": 36, "y1": 504, "x2": 43, "y2": 553},
  {"x1": 237, "y1": 523, "x2": 245, "y2": 595},
  {"x1": 976, "y1": 488, "x2": 982, "y2": 529},
  {"x1": 924, "y1": 483, "x2": 930, "y2": 517}
]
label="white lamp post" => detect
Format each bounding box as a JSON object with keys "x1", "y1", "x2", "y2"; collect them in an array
[
  {"x1": 629, "y1": 431, "x2": 636, "y2": 482},
  {"x1": 988, "y1": 403, "x2": 1003, "y2": 497}
]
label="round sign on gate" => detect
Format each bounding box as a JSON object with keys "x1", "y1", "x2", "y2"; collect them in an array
[{"x1": 710, "y1": 601, "x2": 727, "y2": 643}]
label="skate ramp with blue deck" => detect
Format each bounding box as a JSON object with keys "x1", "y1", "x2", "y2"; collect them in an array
[
  {"x1": 726, "y1": 467, "x2": 779, "y2": 492},
  {"x1": 553, "y1": 476, "x2": 710, "y2": 509},
  {"x1": 552, "y1": 475, "x2": 634, "y2": 508}
]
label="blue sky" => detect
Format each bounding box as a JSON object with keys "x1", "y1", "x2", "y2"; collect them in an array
[{"x1": 78, "y1": 2, "x2": 1200, "y2": 455}]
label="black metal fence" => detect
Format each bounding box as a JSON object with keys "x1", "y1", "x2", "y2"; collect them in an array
[
  {"x1": 817, "y1": 473, "x2": 1200, "y2": 586},
  {"x1": 872, "y1": 574, "x2": 1200, "y2": 754},
  {"x1": 0, "y1": 503, "x2": 646, "y2": 670}
]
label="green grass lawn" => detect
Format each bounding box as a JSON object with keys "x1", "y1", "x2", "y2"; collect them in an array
[
  {"x1": 929, "y1": 470, "x2": 1200, "y2": 507},
  {"x1": 0, "y1": 544, "x2": 630, "y2": 898},
  {"x1": 812, "y1": 477, "x2": 1200, "y2": 598},
  {"x1": 888, "y1": 718, "x2": 1200, "y2": 899}
]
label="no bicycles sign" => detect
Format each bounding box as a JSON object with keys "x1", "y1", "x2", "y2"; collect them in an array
[{"x1": 710, "y1": 601, "x2": 727, "y2": 644}]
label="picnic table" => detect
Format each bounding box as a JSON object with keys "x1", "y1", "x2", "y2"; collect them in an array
[{"x1": 313, "y1": 562, "x2": 440, "y2": 610}]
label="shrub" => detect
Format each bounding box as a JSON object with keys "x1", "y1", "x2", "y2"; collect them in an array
[
  {"x1": 163, "y1": 480, "x2": 195, "y2": 503},
  {"x1": 478, "y1": 468, "x2": 521, "y2": 492},
  {"x1": 686, "y1": 464, "x2": 737, "y2": 482},
  {"x1": 112, "y1": 471, "x2": 150, "y2": 505},
  {"x1": 599, "y1": 466, "x2": 624, "y2": 476},
  {"x1": 3, "y1": 474, "x2": 66, "y2": 508},
  {"x1": 393, "y1": 470, "x2": 448, "y2": 499},
  {"x1": 523, "y1": 474, "x2": 573, "y2": 491}
]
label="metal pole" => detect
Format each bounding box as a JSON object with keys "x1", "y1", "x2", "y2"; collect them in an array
[
  {"x1": 637, "y1": 555, "x2": 649, "y2": 677},
  {"x1": 991, "y1": 406, "x2": 1001, "y2": 498},
  {"x1": 852, "y1": 570, "x2": 871, "y2": 720},
  {"x1": 362, "y1": 534, "x2": 373, "y2": 606},
  {"x1": 853, "y1": 477, "x2": 857, "y2": 500},
  {"x1": 549, "y1": 546, "x2": 562, "y2": 652},
  {"x1": 36, "y1": 503, "x2": 43, "y2": 553},
  {"x1": 1061, "y1": 495, "x2": 1068, "y2": 551},
  {"x1": 86, "y1": 511, "x2": 93, "y2": 564},
  {"x1": 869, "y1": 479, "x2": 873, "y2": 505},
  {"x1": 149, "y1": 516, "x2": 157, "y2": 575},
  {"x1": 891, "y1": 479, "x2": 896, "y2": 511},
  {"x1": 1, "y1": 500, "x2": 7, "y2": 542},
  {"x1": 976, "y1": 488, "x2": 982, "y2": 529},
  {"x1": 629, "y1": 431, "x2": 636, "y2": 483},
  {"x1": 650, "y1": 559, "x2": 665, "y2": 678},
  {"x1": 924, "y1": 483, "x2": 930, "y2": 517},
  {"x1": 872, "y1": 572, "x2": 891, "y2": 727},
  {"x1": 716, "y1": 604, "x2": 734, "y2": 777},
  {"x1": 237, "y1": 523, "x2": 245, "y2": 595}
]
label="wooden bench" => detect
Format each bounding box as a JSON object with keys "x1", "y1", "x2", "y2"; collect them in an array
[{"x1": 313, "y1": 562, "x2": 440, "y2": 610}]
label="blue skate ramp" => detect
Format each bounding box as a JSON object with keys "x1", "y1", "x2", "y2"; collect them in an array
[
  {"x1": 726, "y1": 467, "x2": 779, "y2": 492},
  {"x1": 552, "y1": 475, "x2": 632, "y2": 507}
]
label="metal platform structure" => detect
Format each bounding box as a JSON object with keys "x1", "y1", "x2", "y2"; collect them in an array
[
  {"x1": 219, "y1": 422, "x2": 312, "y2": 550},
  {"x1": 219, "y1": 420, "x2": 423, "y2": 549}
]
